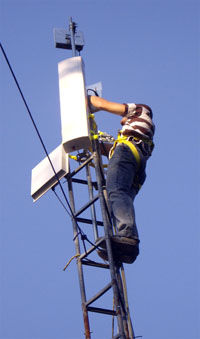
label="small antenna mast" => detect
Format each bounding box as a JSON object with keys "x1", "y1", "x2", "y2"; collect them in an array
[
  {"x1": 54, "y1": 17, "x2": 84, "y2": 54},
  {"x1": 69, "y1": 17, "x2": 77, "y2": 57}
]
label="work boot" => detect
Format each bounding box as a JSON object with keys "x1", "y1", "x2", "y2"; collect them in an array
[
  {"x1": 117, "y1": 226, "x2": 139, "y2": 241},
  {"x1": 96, "y1": 236, "x2": 139, "y2": 264},
  {"x1": 97, "y1": 248, "x2": 109, "y2": 262}
]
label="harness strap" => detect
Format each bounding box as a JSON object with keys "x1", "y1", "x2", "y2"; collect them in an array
[{"x1": 109, "y1": 135, "x2": 140, "y2": 169}]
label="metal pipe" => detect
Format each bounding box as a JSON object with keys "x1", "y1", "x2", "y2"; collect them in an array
[
  {"x1": 116, "y1": 267, "x2": 130, "y2": 338},
  {"x1": 67, "y1": 168, "x2": 91, "y2": 339},
  {"x1": 92, "y1": 144, "x2": 126, "y2": 338},
  {"x1": 86, "y1": 164, "x2": 99, "y2": 240},
  {"x1": 121, "y1": 265, "x2": 135, "y2": 339},
  {"x1": 89, "y1": 112, "x2": 126, "y2": 337},
  {"x1": 69, "y1": 17, "x2": 77, "y2": 57}
]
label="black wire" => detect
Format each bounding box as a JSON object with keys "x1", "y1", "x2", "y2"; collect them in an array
[
  {"x1": 0, "y1": 42, "x2": 98, "y2": 253},
  {"x1": 0, "y1": 42, "x2": 89, "y2": 247},
  {"x1": 51, "y1": 187, "x2": 71, "y2": 217},
  {"x1": 87, "y1": 88, "x2": 99, "y2": 96},
  {"x1": 52, "y1": 185, "x2": 89, "y2": 251},
  {"x1": 0, "y1": 42, "x2": 70, "y2": 209},
  {"x1": 0, "y1": 43, "x2": 48, "y2": 159}
]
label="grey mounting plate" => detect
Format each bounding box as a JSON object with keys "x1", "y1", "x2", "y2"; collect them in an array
[{"x1": 54, "y1": 28, "x2": 84, "y2": 51}]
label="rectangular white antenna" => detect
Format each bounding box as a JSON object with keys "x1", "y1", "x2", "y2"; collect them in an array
[
  {"x1": 58, "y1": 56, "x2": 90, "y2": 153},
  {"x1": 31, "y1": 144, "x2": 69, "y2": 201}
]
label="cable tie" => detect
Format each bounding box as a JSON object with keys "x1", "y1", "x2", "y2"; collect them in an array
[{"x1": 81, "y1": 234, "x2": 87, "y2": 241}]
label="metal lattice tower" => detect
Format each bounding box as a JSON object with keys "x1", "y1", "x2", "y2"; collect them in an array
[
  {"x1": 32, "y1": 17, "x2": 137, "y2": 338},
  {"x1": 57, "y1": 18, "x2": 136, "y2": 338},
  {"x1": 2, "y1": 17, "x2": 138, "y2": 338}
]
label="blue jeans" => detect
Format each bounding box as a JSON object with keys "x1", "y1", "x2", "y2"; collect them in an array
[{"x1": 106, "y1": 143, "x2": 147, "y2": 241}]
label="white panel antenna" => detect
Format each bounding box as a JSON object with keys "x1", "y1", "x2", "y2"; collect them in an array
[
  {"x1": 58, "y1": 56, "x2": 91, "y2": 153},
  {"x1": 31, "y1": 144, "x2": 69, "y2": 202}
]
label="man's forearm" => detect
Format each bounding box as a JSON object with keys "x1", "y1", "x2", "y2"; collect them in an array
[{"x1": 89, "y1": 95, "x2": 126, "y2": 116}]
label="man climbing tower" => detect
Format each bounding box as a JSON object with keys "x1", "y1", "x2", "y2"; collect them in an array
[{"x1": 88, "y1": 95, "x2": 155, "y2": 264}]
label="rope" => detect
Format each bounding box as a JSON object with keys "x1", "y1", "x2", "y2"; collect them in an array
[{"x1": 63, "y1": 253, "x2": 80, "y2": 271}]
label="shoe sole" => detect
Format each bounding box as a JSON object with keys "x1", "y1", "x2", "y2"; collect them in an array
[{"x1": 96, "y1": 238, "x2": 139, "y2": 264}]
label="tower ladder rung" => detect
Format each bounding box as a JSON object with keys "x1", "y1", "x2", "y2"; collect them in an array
[
  {"x1": 71, "y1": 178, "x2": 98, "y2": 190},
  {"x1": 76, "y1": 217, "x2": 103, "y2": 226},
  {"x1": 87, "y1": 306, "x2": 116, "y2": 316},
  {"x1": 79, "y1": 244, "x2": 99, "y2": 260},
  {"x1": 81, "y1": 259, "x2": 109, "y2": 269},
  {"x1": 66, "y1": 154, "x2": 94, "y2": 180}
]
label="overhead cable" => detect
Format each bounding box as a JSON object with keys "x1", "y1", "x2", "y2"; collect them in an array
[
  {"x1": 0, "y1": 42, "x2": 98, "y2": 252},
  {"x1": 0, "y1": 42, "x2": 73, "y2": 213}
]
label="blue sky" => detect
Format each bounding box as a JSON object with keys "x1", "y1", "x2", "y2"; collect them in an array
[{"x1": 0, "y1": 1, "x2": 199, "y2": 338}]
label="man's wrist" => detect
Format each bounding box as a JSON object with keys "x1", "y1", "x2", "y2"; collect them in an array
[
  {"x1": 122, "y1": 103, "x2": 129, "y2": 116},
  {"x1": 88, "y1": 95, "x2": 100, "y2": 113}
]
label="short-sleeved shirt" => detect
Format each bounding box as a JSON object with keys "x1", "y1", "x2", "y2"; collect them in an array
[
  {"x1": 120, "y1": 103, "x2": 155, "y2": 157},
  {"x1": 121, "y1": 103, "x2": 155, "y2": 142}
]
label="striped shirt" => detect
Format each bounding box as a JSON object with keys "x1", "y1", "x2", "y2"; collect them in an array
[{"x1": 121, "y1": 103, "x2": 155, "y2": 142}]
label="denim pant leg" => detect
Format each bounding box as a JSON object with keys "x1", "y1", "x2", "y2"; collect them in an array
[{"x1": 106, "y1": 143, "x2": 139, "y2": 240}]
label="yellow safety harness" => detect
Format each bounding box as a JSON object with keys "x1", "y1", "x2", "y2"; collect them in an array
[
  {"x1": 69, "y1": 113, "x2": 153, "y2": 176},
  {"x1": 109, "y1": 134, "x2": 141, "y2": 170}
]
